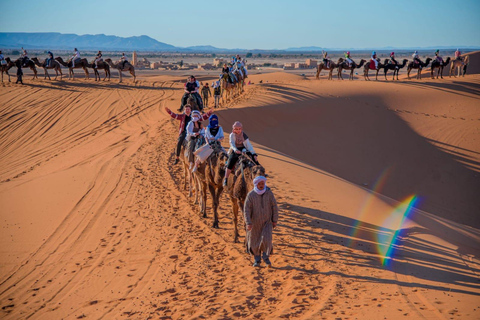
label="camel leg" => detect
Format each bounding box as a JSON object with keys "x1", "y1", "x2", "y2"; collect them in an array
[
  {"x1": 208, "y1": 184, "x2": 220, "y2": 228},
  {"x1": 118, "y1": 70, "x2": 123, "y2": 83},
  {"x1": 131, "y1": 70, "x2": 136, "y2": 83},
  {"x1": 232, "y1": 198, "x2": 239, "y2": 243}
]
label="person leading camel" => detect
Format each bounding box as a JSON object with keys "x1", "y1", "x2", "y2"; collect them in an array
[
  {"x1": 244, "y1": 175, "x2": 279, "y2": 268},
  {"x1": 201, "y1": 82, "x2": 212, "y2": 108},
  {"x1": 180, "y1": 76, "x2": 203, "y2": 112},
  {"x1": 223, "y1": 121, "x2": 259, "y2": 186},
  {"x1": 165, "y1": 105, "x2": 212, "y2": 165},
  {"x1": 213, "y1": 81, "x2": 221, "y2": 108}
]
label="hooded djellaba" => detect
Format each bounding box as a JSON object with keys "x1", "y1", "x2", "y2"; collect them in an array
[{"x1": 244, "y1": 176, "x2": 279, "y2": 267}]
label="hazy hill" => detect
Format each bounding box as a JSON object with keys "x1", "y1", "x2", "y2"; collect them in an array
[{"x1": 0, "y1": 32, "x2": 177, "y2": 51}]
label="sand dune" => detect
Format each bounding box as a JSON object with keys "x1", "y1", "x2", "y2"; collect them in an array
[{"x1": 0, "y1": 62, "x2": 479, "y2": 319}]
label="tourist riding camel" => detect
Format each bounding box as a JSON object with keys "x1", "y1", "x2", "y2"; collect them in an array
[
  {"x1": 104, "y1": 58, "x2": 135, "y2": 83},
  {"x1": 344, "y1": 51, "x2": 353, "y2": 67},
  {"x1": 120, "y1": 52, "x2": 128, "y2": 69},
  {"x1": 20, "y1": 48, "x2": 29, "y2": 67},
  {"x1": 337, "y1": 57, "x2": 365, "y2": 80},
  {"x1": 322, "y1": 50, "x2": 330, "y2": 68},
  {"x1": 370, "y1": 51, "x2": 379, "y2": 70},
  {"x1": 71, "y1": 48, "x2": 81, "y2": 68},
  {"x1": 180, "y1": 76, "x2": 203, "y2": 112},
  {"x1": 165, "y1": 106, "x2": 212, "y2": 165},
  {"x1": 389, "y1": 52, "x2": 398, "y2": 67},
  {"x1": 46, "y1": 51, "x2": 54, "y2": 67},
  {"x1": 32, "y1": 56, "x2": 63, "y2": 80},
  {"x1": 454, "y1": 49, "x2": 462, "y2": 62},
  {"x1": 192, "y1": 114, "x2": 225, "y2": 173},
  {"x1": 412, "y1": 50, "x2": 422, "y2": 69},
  {"x1": 94, "y1": 51, "x2": 103, "y2": 69},
  {"x1": 407, "y1": 57, "x2": 432, "y2": 80},
  {"x1": 186, "y1": 111, "x2": 206, "y2": 173},
  {"x1": 383, "y1": 58, "x2": 408, "y2": 81},
  {"x1": 223, "y1": 121, "x2": 259, "y2": 186}
]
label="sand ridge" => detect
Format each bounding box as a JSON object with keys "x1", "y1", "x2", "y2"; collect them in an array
[{"x1": 0, "y1": 68, "x2": 479, "y2": 319}]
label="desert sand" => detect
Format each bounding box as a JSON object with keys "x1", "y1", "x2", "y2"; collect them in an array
[{"x1": 0, "y1": 51, "x2": 479, "y2": 320}]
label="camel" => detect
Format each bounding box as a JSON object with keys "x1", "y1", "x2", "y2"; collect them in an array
[
  {"x1": 105, "y1": 58, "x2": 136, "y2": 83},
  {"x1": 225, "y1": 154, "x2": 266, "y2": 243},
  {"x1": 89, "y1": 60, "x2": 111, "y2": 81},
  {"x1": 220, "y1": 74, "x2": 235, "y2": 103},
  {"x1": 1, "y1": 58, "x2": 15, "y2": 82},
  {"x1": 192, "y1": 141, "x2": 228, "y2": 228},
  {"x1": 55, "y1": 57, "x2": 90, "y2": 80},
  {"x1": 430, "y1": 57, "x2": 451, "y2": 79},
  {"x1": 233, "y1": 69, "x2": 245, "y2": 94},
  {"x1": 31, "y1": 57, "x2": 63, "y2": 80},
  {"x1": 337, "y1": 58, "x2": 366, "y2": 80},
  {"x1": 13, "y1": 58, "x2": 38, "y2": 80},
  {"x1": 449, "y1": 55, "x2": 469, "y2": 78},
  {"x1": 382, "y1": 59, "x2": 408, "y2": 81},
  {"x1": 315, "y1": 59, "x2": 338, "y2": 80},
  {"x1": 363, "y1": 59, "x2": 388, "y2": 81},
  {"x1": 406, "y1": 57, "x2": 432, "y2": 80}
]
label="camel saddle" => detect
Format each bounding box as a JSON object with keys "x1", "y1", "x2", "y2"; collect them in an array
[{"x1": 369, "y1": 60, "x2": 376, "y2": 70}]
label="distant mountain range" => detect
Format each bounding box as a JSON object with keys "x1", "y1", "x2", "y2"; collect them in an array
[{"x1": 1, "y1": 32, "x2": 479, "y2": 53}]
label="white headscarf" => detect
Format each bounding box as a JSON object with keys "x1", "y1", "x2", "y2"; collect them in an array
[
  {"x1": 253, "y1": 176, "x2": 267, "y2": 195},
  {"x1": 191, "y1": 110, "x2": 201, "y2": 122}
]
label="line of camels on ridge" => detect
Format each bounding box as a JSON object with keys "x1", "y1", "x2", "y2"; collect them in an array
[
  {"x1": 0, "y1": 56, "x2": 136, "y2": 83},
  {"x1": 316, "y1": 55, "x2": 469, "y2": 81}
]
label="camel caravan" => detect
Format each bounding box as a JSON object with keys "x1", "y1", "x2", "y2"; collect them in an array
[
  {"x1": 166, "y1": 99, "x2": 265, "y2": 243},
  {"x1": 0, "y1": 48, "x2": 472, "y2": 83},
  {"x1": 315, "y1": 49, "x2": 470, "y2": 81},
  {"x1": 0, "y1": 48, "x2": 133, "y2": 83}
]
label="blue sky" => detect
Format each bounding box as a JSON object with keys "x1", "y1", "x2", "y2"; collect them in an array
[{"x1": 1, "y1": 0, "x2": 479, "y2": 49}]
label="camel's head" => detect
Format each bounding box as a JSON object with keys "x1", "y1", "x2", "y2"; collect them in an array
[{"x1": 252, "y1": 165, "x2": 266, "y2": 179}]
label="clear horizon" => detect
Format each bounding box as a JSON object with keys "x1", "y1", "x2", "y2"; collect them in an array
[{"x1": 1, "y1": 0, "x2": 479, "y2": 50}]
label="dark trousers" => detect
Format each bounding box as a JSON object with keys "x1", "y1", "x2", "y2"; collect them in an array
[
  {"x1": 176, "y1": 131, "x2": 187, "y2": 157},
  {"x1": 226, "y1": 151, "x2": 258, "y2": 170},
  {"x1": 16, "y1": 75, "x2": 23, "y2": 84}
]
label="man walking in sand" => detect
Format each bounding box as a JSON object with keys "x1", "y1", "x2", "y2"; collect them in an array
[
  {"x1": 201, "y1": 82, "x2": 211, "y2": 108},
  {"x1": 244, "y1": 176, "x2": 279, "y2": 268},
  {"x1": 213, "y1": 81, "x2": 221, "y2": 108}
]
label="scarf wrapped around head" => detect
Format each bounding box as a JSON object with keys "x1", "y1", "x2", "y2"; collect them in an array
[
  {"x1": 233, "y1": 121, "x2": 244, "y2": 146},
  {"x1": 191, "y1": 110, "x2": 201, "y2": 122},
  {"x1": 253, "y1": 176, "x2": 267, "y2": 195},
  {"x1": 208, "y1": 114, "x2": 219, "y2": 129}
]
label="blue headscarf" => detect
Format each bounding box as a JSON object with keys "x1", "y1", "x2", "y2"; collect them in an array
[{"x1": 208, "y1": 114, "x2": 219, "y2": 129}]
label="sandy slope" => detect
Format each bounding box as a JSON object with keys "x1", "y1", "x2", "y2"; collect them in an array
[{"x1": 0, "y1": 67, "x2": 479, "y2": 319}]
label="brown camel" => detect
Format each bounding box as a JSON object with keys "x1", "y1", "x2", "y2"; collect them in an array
[
  {"x1": 31, "y1": 57, "x2": 63, "y2": 80},
  {"x1": 337, "y1": 58, "x2": 366, "y2": 80},
  {"x1": 89, "y1": 60, "x2": 111, "y2": 81},
  {"x1": 430, "y1": 57, "x2": 451, "y2": 79},
  {"x1": 225, "y1": 154, "x2": 266, "y2": 243},
  {"x1": 1, "y1": 58, "x2": 15, "y2": 82},
  {"x1": 55, "y1": 56, "x2": 90, "y2": 80},
  {"x1": 315, "y1": 59, "x2": 338, "y2": 80},
  {"x1": 105, "y1": 58, "x2": 136, "y2": 83},
  {"x1": 406, "y1": 57, "x2": 432, "y2": 80},
  {"x1": 382, "y1": 59, "x2": 408, "y2": 81},
  {"x1": 192, "y1": 141, "x2": 228, "y2": 228},
  {"x1": 220, "y1": 74, "x2": 235, "y2": 103},
  {"x1": 449, "y1": 55, "x2": 469, "y2": 78},
  {"x1": 233, "y1": 69, "x2": 245, "y2": 94},
  {"x1": 364, "y1": 58, "x2": 388, "y2": 81},
  {"x1": 14, "y1": 58, "x2": 38, "y2": 80}
]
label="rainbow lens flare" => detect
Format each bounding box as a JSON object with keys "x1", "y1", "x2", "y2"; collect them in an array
[{"x1": 377, "y1": 195, "x2": 418, "y2": 267}]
